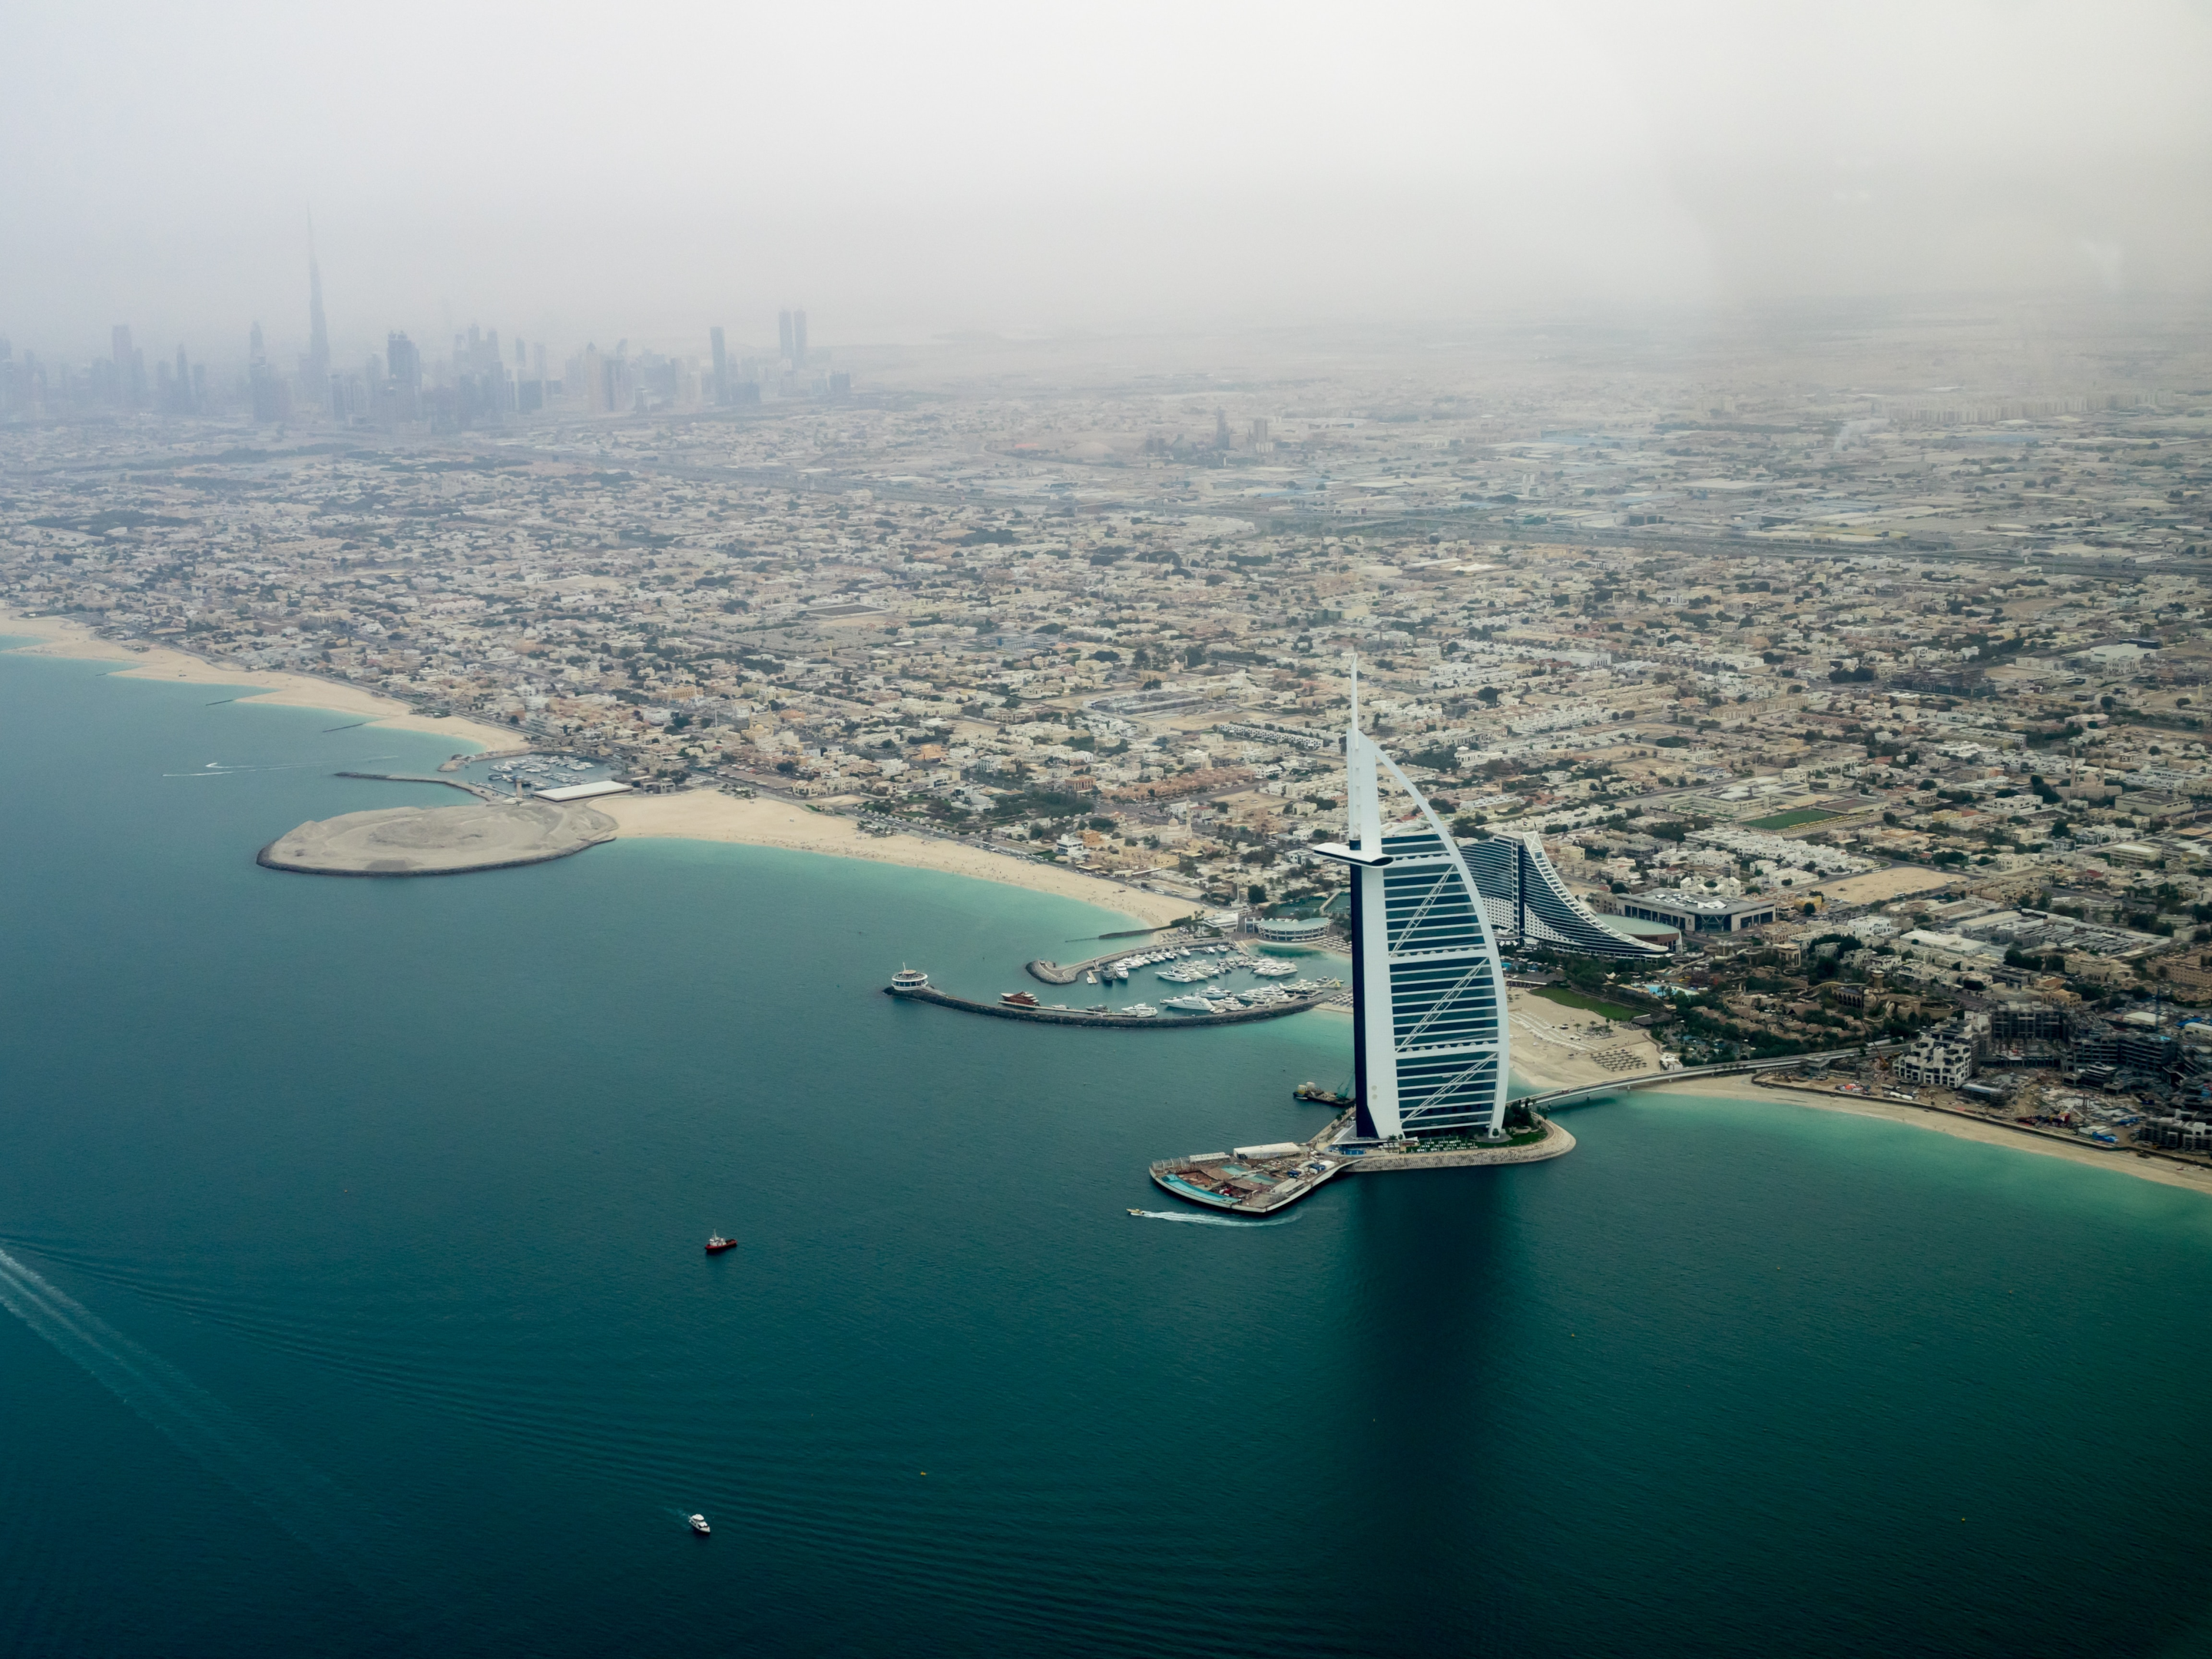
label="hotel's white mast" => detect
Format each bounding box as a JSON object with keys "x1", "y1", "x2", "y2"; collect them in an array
[{"x1": 1312, "y1": 655, "x2": 1402, "y2": 1138}]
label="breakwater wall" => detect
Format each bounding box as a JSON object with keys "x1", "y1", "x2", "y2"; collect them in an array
[
  {"x1": 337, "y1": 770, "x2": 503, "y2": 802},
  {"x1": 886, "y1": 983, "x2": 1324, "y2": 1028}
]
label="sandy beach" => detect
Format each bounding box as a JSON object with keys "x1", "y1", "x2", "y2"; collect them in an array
[
  {"x1": 603, "y1": 790, "x2": 1194, "y2": 929},
  {"x1": 1, "y1": 608, "x2": 520, "y2": 751},
  {"x1": 6, "y1": 608, "x2": 1197, "y2": 925},
  {"x1": 1505, "y1": 988, "x2": 1666, "y2": 1092},
  {"x1": 1628, "y1": 1073, "x2": 2212, "y2": 1198}
]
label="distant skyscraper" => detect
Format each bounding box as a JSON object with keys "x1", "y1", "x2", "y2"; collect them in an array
[
  {"x1": 384, "y1": 332, "x2": 422, "y2": 423},
  {"x1": 248, "y1": 321, "x2": 286, "y2": 422},
  {"x1": 710, "y1": 326, "x2": 728, "y2": 405},
  {"x1": 306, "y1": 233, "x2": 331, "y2": 412},
  {"x1": 582, "y1": 343, "x2": 606, "y2": 415},
  {"x1": 111, "y1": 326, "x2": 134, "y2": 408},
  {"x1": 385, "y1": 332, "x2": 419, "y2": 389},
  {"x1": 792, "y1": 310, "x2": 807, "y2": 366},
  {"x1": 1215, "y1": 406, "x2": 1230, "y2": 448},
  {"x1": 777, "y1": 310, "x2": 794, "y2": 364}
]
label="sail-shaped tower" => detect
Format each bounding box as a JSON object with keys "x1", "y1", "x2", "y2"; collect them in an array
[{"x1": 1311, "y1": 664, "x2": 1512, "y2": 1141}]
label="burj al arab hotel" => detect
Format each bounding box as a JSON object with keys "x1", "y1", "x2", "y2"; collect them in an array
[{"x1": 1311, "y1": 667, "x2": 1512, "y2": 1142}]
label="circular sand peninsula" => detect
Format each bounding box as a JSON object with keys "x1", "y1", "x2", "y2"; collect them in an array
[{"x1": 258, "y1": 799, "x2": 618, "y2": 877}]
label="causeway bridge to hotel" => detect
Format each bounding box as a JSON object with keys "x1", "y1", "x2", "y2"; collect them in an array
[
  {"x1": 1146, "y1": 1041, "x2": 1913, "y2": 1216},
  {"x1": 1515, "y1": 1040, "x2": 1908, "y2": 1113}
]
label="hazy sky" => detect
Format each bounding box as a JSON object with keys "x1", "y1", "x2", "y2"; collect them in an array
[{"x1": 5, "y1": 0, "x2": 2208, "y2": 358}]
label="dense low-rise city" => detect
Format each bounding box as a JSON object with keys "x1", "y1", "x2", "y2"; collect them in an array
[{"x1": 9, "y1": 296, "x2": 2212, "y2": 1160}]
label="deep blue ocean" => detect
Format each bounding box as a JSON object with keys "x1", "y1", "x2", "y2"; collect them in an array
[{"x1": 5, "y1": 642, "x2": 2212, "y2": 1657}]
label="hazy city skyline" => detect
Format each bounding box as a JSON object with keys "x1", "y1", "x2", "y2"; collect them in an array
[{"x1": 5, "y1": 0, "x2": 2209, "y2": 354}]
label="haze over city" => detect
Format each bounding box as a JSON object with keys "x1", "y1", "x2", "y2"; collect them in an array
[
  {"x1": 8, "y1": 4, "x2": 2212, "y2": 1656},
  {"x1": 6, "y1": 0, "x2": 2210, "y2": 359}
]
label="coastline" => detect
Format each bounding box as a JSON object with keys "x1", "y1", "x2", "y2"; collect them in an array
[
  {"x1": 0, "y1": 607, "x2": 519, "y2": 751},
  {"x1": 15, "y1": 613, "x2": 2211, "y2": 1205},
  {"x1": 2, "y1": 613, "x2": 1192, "y2": 929},
  {"x1": 601, "y1": 790, "x2": 1192, "y2": 929},
  {"x1": 1628, "y1": 1074, "x2": 2212, "y2": 1198}
]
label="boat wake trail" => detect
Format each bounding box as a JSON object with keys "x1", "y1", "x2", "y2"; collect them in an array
[
  {"x1": 161, "y1": 760, "x2": 325, "y2": 778},
  {"x1": 161, "y1": 753, "x2": 400, "y2": 779},
  {"x1": 0, "y1": 1247, "x2": 416, "y2": 1628},
  {"x1": 1128, "y1": 1210, "x2": 1301, "y2": 1228}
]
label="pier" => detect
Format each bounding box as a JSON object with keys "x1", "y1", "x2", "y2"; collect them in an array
[
  {"x1": 1025, "y1": 933, "x2": 1302, "y2": 986},
  {"x1": 336, "y1": 769, "x2": 504, "y2": 803},
  {"x1": 886, "y1": 979, "x2": 1331, "y2": 1028},
  {"x1": 1026, "y1": 931, "x2": 1196, "y2": 985}
]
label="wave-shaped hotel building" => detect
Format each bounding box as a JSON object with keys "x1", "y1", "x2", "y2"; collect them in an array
[
  {"x1": 1145, "y1": 671, "x2": 1589, "y2": 1208},
  {"x1": 1306, "y1": 670, "x2": 1668, "y2": 1140},
  {"x1": 1311, "y1": 674, "x2": 1517, "y2": 1141},
  {"x1": 1460, "y1": 832, "x2": 1670, "y2": 961}
]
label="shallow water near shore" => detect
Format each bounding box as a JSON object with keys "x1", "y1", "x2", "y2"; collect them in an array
[{"x1": 5, "y1": 642, "x2": 2212, "y2": 1657}]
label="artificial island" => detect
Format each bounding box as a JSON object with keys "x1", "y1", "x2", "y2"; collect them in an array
[
  {"x1": 257, "y1": 795, "x2": 618, "y2": 876},
  {"x1": 894, "y1": 664, "x2": 1913, "y2": 1214},
  {"x1": 896, "y1": 667, "x2": 1591, "y2": 1213}
]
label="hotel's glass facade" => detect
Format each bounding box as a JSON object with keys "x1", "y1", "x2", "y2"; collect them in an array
[{"x1": 1372, "y1": 828, "x2": 1508, "y2": 1135}]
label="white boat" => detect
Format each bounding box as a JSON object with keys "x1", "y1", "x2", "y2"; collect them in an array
[
  {"x1": 1162, "y1": 995, "x2": 1216, "y2": 1012},
  {"x1": 688, "y1": 1514, "x2": 711, "y2": 1535},
  {"x1": 1122, "y1": 1002, "x2": 1161, "y2": 1018}
]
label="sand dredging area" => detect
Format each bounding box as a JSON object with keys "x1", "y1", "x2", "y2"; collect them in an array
[{"x1": 258, "y1": 798, "x2": 618, "y2": 876}]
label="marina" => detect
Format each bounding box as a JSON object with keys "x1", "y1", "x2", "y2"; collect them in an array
[{"x1": 885, "y1": 968, "x2": 1337, "y2": 1028}]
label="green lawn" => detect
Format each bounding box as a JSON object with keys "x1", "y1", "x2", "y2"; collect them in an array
[
  {"x1": 1528, "y1": 985, "x2": 1644, "y2": 1023},
  {"x1": 1743, "y1": 806, "x2": 1839, "y2": 831}
]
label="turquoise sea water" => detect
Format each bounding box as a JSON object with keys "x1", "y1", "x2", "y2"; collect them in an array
[{"x1": 5, "y1": 643, "x2": 2212, "y2": 1657}]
